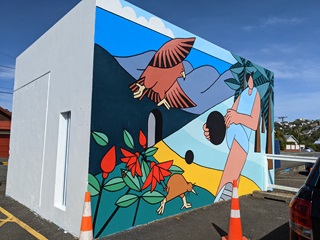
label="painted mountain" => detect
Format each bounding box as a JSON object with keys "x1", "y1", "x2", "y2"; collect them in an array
[{"x1": 115, "y1": 52, "x2": 235, "y2": 114}]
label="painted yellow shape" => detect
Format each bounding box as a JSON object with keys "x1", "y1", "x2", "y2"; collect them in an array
[
  {"x1": 0, "y1": 206, "x2": 48, "y2": 240},
  {"x1": 154, "y1": 141, "x2": 260, "y2": 196}
]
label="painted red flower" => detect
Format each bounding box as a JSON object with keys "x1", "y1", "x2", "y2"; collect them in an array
[
  {"x1": 100, "y1": 146, "x2": 116, "y2": 179},
  {"x1": 142, "y1": 160, "x2": 173, "y2": 192},
  {"x1": 139, "y1": 130, "x2": 147, "y2": 149},
  {"x1": 120, "y1": 148, "x2": 142, "y2": 177}
]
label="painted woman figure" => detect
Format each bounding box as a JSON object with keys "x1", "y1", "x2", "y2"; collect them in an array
[{"x1": 203, "y1": 72, "x2": 261, "y2": 201}]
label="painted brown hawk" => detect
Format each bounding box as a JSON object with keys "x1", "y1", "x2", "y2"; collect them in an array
[{"x1": 129, "y1": 37, "x2": 196, "y2": 109}]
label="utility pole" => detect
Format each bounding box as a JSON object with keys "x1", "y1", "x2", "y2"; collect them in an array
[
  {"x1": 278, "y1": 116, "x2": 287, "y2": 134},
  {"x1": 278, "y1": 116, "x2": 287, "y2": 124}
]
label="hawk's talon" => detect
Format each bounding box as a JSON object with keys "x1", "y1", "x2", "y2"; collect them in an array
[
  {"x1": 133, "y1": 83, "x2": 145, "y2": 98},
  {"x1": 157, "y1": 98, "x2": 171, "y2": 110}
]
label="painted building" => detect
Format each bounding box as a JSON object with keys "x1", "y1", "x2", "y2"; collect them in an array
[{"x1": 7, "y1": 0, "x2": 274, "y2": 238}]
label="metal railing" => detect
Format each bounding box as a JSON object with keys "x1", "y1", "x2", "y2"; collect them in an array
[{"x1": 265, "y1": 154, "x2": 318, "y2": 192}]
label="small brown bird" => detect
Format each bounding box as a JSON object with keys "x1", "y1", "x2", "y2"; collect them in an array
[
  {"x1": 157, "y1": 174, "x2": 196, "y2": 215},
  {"x1": 129, "y1": 38, "x2": 197, "y2": 110}
]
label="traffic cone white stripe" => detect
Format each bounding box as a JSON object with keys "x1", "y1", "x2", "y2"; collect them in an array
[
  {"x1": 83, "y1": 203, "x2": 91, "y2": 217},
  {"x1": 79, "y1": 191, "x2": 93, "y2": 240},
  {"x1": 230, "y1": 209, "x2": 241, "y2": 218},
  {"x1": 80, "y1": 230, "x2": 93, "y2": 240},
  {"x1": 222, "y1": 179, "x2": 248, "y2": 240},
  {"x1": 232, "y1": 187, "x2": 238, "y2": 198}
]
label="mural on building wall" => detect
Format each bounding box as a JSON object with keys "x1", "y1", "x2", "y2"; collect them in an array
[{"x1": 88, "y1": 1, "x2": 274, "y2": 238}]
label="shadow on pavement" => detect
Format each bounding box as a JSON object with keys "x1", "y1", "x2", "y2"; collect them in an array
[
  {"x1": 260, "y1": 222, "x2": 289, "y2": 240},
  {"x1": 211, "y1": 223, "x2": 227, "y2": 237},
  {"x1": 298, "y1": 171, "x2": 309, "y2": 176}
]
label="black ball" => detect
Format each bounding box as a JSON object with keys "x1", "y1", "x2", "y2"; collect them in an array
[
  {"x1": 185, "y1": 150, "x2": 194, "y2": 164},
  {"x1": 206, "y1": 111, "x2": 226, "y2": 145}
]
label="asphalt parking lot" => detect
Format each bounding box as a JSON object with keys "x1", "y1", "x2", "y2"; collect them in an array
[
  {"x1": 106, "y1": 164, "x2": 309, "y2": 240},
  {"x1": 0, "y1": 157, "x2": 312, "y2": 239}
]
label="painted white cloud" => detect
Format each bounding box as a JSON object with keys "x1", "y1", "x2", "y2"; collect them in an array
[{"x1": 97, "y1": 0, "x2": 174, "y2": 38}]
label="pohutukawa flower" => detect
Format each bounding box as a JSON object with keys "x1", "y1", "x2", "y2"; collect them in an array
[
  {"x1": 120, "y1": 148, "x2": 142, "y2": 177},
  {"x1": 142, "y1": 160, "x2": 173, "y2": 192},
  {"x1": 100, "y1": 146, "x2": 116, "y2": 179}
]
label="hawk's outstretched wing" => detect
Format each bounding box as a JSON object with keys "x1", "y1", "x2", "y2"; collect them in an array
[{"x1": 148, "y1": 38, "x2": 195, "y2": 68}]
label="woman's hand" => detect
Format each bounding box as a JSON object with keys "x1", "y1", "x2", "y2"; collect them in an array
[
  {"x1": 224, "y1": 109, "x2": 240, "y2": 128},
  {"x1": 203, "y1": 123, "x2": 210, "y2": 141}
]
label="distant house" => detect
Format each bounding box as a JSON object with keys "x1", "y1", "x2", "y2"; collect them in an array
[
  {"x1": 0, "y1": 106, "x2": 11, "y2": 158},
  {"x1": 284, "y1": 134, "x2": 304, "y2": 152},
  {"x1": 310, "y1": 122, "x2": 318, "y2": 128}
]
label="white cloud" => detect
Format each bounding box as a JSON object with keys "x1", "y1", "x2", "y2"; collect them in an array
[
  {"x1": 242, "y1": 25, "x2": 254, "y2": 32},
  {"x1": 256, "y1": 57, "x2": 318, "y2": 84},
  {"x1": 261, "y1": 44, "x2": 296, "y2": 55},
  {"x1": 262, "y1": 16, "x2": 304, "y2": 27},
  {"x1": 97, "y1": 0, "x2": 174, "y2": 38},
  {"x1": 0, "y1": 71, "x2": 14, "y2": 81},
  {"x1": 275, "y1": 90, "x2": 320, "y2": 121},
  {"x1": 239, "y1": 43, "x2": 319, "y2": 83}
]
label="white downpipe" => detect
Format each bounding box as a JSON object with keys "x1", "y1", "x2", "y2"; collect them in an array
[{"x1": 264, "y1": 156, "x2": 269, "y2": 191}]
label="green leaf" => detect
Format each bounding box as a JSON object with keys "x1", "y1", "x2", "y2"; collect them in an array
[
  {"x1": 224, "y1": 78, "x2": 240, "y2": 91},
  {"x1": 123, "y1": 171, "x2": 141, "y2": 191},
  {"x1": 230, "y1": 67, "x2": 244, "y2": 74},
  {"x1": 123, "y1": 129, "x2": 134, "y2": 149},
  {"x1": 104, "y1": 177, "x2": 126, "y2": 192},
  {"x1": 92, "y1": 131, "x2": 109, "y2": 146},
  {"x1": 246, "y1": 66, "x2": 256, "y2": 74},
  {"x1": 232, "y1": 53, "x2": 243, "y2": 63},
  {"x1": 142, "y1": 191, "x2": 165, "y2": 204},
  {"x1": 141, "y1": 160, "x2": 150, "y2": 183},
  {"x1": 116, "y1": 194, "x2": 139, "y2": 207},
  {"x1": 145, "y1": 147, "x2": 158, "y2": 157},
  {"x1": 88, "y1": 173, "x2": 101, "y2": 196},
  {"x1": 252, "y1": 63, "x2": 268, "y2": 79},
  {"x1": 169, "y1": 165, "x2": 184, "y2": 175},
  {"x1": 231, "y1": 71, "x2": 240, "y2": 82}
]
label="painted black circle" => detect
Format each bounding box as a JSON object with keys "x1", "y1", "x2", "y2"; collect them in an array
[
  {"x1": 185, "y1": 150, "x2": 194, "y2": 164},
  {"x1": 206, "y1": 111, "x2": 226, "y2": 145}
]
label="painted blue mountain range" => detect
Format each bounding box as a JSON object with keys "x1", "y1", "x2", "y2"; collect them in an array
[{"x1": 115, "y1": 52, "x2": 235, "y2": 114}]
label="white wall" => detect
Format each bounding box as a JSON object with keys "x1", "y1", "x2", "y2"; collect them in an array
[{"x1": 6, "y1": 0, "x2": 96, "y2": 236}]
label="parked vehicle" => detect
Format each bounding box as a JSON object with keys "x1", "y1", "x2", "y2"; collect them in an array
[
  {"x1": 289, "y1": 157, "x2": 320, "y2": 239},
  {"x1": 302, "y1": 147, "x2": 315, "y2": 152},
  {"x1": 305, "y1": 162, "x2": 314, "y2": 172}
]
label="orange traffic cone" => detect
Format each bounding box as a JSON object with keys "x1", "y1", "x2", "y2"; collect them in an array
[
  {"x1": 222, "y1": 180, "x2": 248, "y2": 240},
  {"x1": 79, "y1": 191, "x2": 93, "y2": 240}
]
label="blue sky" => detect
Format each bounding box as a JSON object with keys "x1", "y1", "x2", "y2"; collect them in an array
[{"x1": 1, "y1": 0, "x2": 319, "y2": 121}]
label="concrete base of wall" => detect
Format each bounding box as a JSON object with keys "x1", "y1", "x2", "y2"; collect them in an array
[{"x1": 252, "y1": 190, "x2": 294, "y2": 203}]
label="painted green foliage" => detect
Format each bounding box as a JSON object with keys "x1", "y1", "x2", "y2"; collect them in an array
[
  {"x1": 89, "y1": 130, "x2": 184, "y2": 238},
  {"x1": 92, "y1": 131, "x2": 109, "y2": 146}
]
